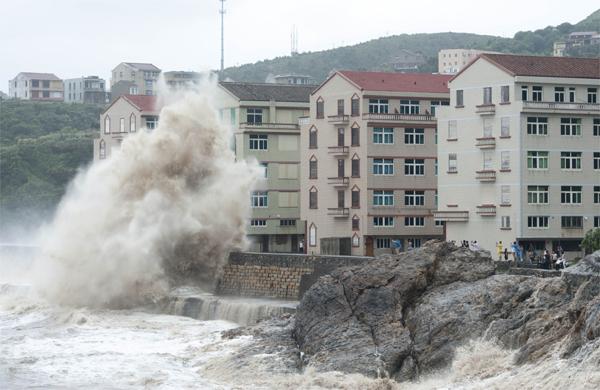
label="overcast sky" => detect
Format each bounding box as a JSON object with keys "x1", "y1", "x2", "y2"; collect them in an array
[{"x1": 0, "y1": 0, "x2": 597, "y2": 91}]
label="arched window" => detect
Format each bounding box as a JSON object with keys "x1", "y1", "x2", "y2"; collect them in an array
[
  {"x1": 104, "y1": 116, "x2": 110, "y2": 134},
  {"x1": 120, "y1": 118, "x2": 125, "y2": 133},
  {"x1": 351, "y1": 153, "x2": 360, "y2": 178},
  {"x1": 352, "y1": 233, "x2": 360, "y2": 247},
  {"x1": 351, "y1": 93, "x2": 360, "y2": 117},
  {"x1": 352, "y1": 215, "x2": 360, "y2": 231},
  {"x1": 316, "y1": 97, "x2": 324, "y2": 119},
  {"x1": 351, "y1": 122, "x2": 360, "y2": 146},
  {"x1": 309, "y1": 155, "x2": 318, "y2": 179},
  {"x1": 309, "y1": 186, "x2": 318, "y2": 209},
  {"x1": 351, "y1": 186, "x2": 360, "y2": 208},
  {"x1": 309, "y1": 223, "x2": 317, "y2": 247},
  {"x1": 309, "y1": 126, "x2": 318, "y2": 148},
  {"x1": 130, "y1": 114, "x2": 136, "y2": 132},
  {"x1": 99, "y1": 139, "x2": 106, "y2": 159}
]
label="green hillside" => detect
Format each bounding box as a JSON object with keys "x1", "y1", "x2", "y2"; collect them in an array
[{"x1": 222, "y1": 10, "x2": 600, "y2": 82}]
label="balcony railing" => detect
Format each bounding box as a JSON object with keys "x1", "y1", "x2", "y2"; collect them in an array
[
  {"x1": 298, "y1": 116, "x2": 310, "y2": 126},
  {"x1": 476, "y1": 204, "x2": 497, "y2": 216},
  {"x1": 475, "y1": 170, "x2": 496, "y2": 182},
  {"x1": 328, "y1": 146, "x2": 349, "y2": 157},
  {"x1": 475, "y1": 104, "x2": 496, "y2": 115},
  {"x1": 327, "y1": 176, "x2": 350, "y2": 187},
  {"x1": 327, "y1": 114, "x2": 350, "y2": 124},
  {"x1": 475, "y1": 137, "x2": 496, "y2": 149},
  {"x1": 522, "y1": 101, "x2": 600, "y2": 112},
  {"x1": 362, "y1": 113, "x2": 435, "y2": 122},
  {"x1": 327, "y1": 207, "x2": 350, "y2": 218},
  {"x1": 433, "y1": 210, "x2": 469, "y2": 222},
  {"x1": 239, "y1": 122, "x2": 299, "y2": 130}
]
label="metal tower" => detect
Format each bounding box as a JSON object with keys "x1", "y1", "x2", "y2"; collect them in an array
[{"x1": 219, "y1": 0, "x2": 226, "y2": 77}]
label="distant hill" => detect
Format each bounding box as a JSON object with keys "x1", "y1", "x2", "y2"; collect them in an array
[{"x1": 222, "y1": 9, "x2": 600, "y2": 83}]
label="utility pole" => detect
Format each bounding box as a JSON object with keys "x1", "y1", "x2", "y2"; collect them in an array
[{"x1": 219, "y1": 0, "x2": 226, "y2": 79}]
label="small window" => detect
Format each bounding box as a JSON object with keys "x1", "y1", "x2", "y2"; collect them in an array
[
  {"x1": 120, "y1": 118, "x2": 125, "y2": 133},
  {"x1": 337, "y1": 99, "x2": 344, "y2": 115},
  {"x1": 249, "y1": 134, "x2": 268, "y2": 150},
  {"x1": 251, "y1": 191, "x2": 268, "y2": 208},
  {"x1": 588, "y1": 88, "x2": 597, "y2": 104},
  {"x1": 400, "y1": 100, "x2": 420, "y2": 115},
  {"x1": 99, "y1": 139, "x2": 106, "y2": 159},
  {"x1": 500, "y1": 86, "x2": 509, "y2": 103},
  {"x1": 316, "y1": 98, "x2": 324, "y2": 119},
  {"x1": 404, "y1": 217, "x2": 425, "y2": 227},
  {"x1": 309, "y1": 157, "x2": 318, "y2": 179},
  {"x1": 561, "y1": 216, "x2": 583, "y2": 229},
  {"x1": 352, "y1": 216, "x2": 360, "y2": 231},
  {"x1": 569, "y1": 87, "x2": 576, "y2": 103},
  {"x1": 448, "y1": 153, "x2": 457, "y2": 172},
  {"x1": 373, "y1": 158, "x2": 394, "y2": 175},
  {"x1": 521, "y1": 86, "x2": 528, "y2": 101},
  {"x1": 373, "y1": 128, "x2": 393, "y2": 144},
  {"x1": 560, "y1": 152, "x2": 582, "y2": 170},
  {"x1": 351, "y1": 156, "x2": 360, "y2": 177},
  {"x1": 130, "y1": 114, "x2": 136, "y2": 132},
  {"x1": 104, "y1": 116, "x2": 111, "y2": 134},
  {"x1": 373, "y1": 216, "x2": 394, "y2": 227},
  {"x1": 501, "y1": 185, "x2": 510, "y2": 205},
  {"x1": 404, "y1": 159, "x2": 425, "y2": 176},
  {"x1": 448, "y1": 120, "x2": 457, "y2": 139},
  {"x1": 373, "y1": 190, "x2": 394, "y2": 206},
  {"x1": 309, "y1": 224, "x2": 317, "y2": 246},
  {"x1": 309, "y1": 126, "x2": 318, "y2": 148},
  {"x1": 560, "y1": 186, "x2": 582, "y2": 204},
  {"x1": 376, "y1": 237, "x2": 391, "y2": 249},
  {"x1": 351, "y1": 126, "x2": 360, "y2": 146},
  {"x1": 309, "y1": 187, "x2": 318, "y2": 209},
  {"x1": 501, "y1": 151, "x2": 510, "y2": 170},
  {"x1": 560, "y1": 118, "x2": 581, "y2": 136},
  {"x1": 501, "y1": 216, "x2": 511, "y2": 229},
  {"x1": 404, "y1": 128, "x2": 424, "y2": 144},
  {"x1": 528, "y1": 185, "x2": 549, "y2": 205},
  {"x1": 593, "y1": 186, "x2": 600, "y2": 204},
  {"x1": 527, "y1": 151, "x2": 549, "y2": 169},
  {"x1": 247, "y1": 108, "x2": 263, "y2": 124},
  {"x1": 250, "y1": 219, "x2": 267, "y2": 227},
  {"x1": 483, "y1": 87, "x2": 492, "y2": 105},
  {"x1": 368, "y1": 99, "x2": 389, "y2": 114},
  {"x1": 527, "y1": 117, "x2": 548, "y2": 135},
  {"x1": 594, "y1": 118, "x2": 600, "y2": 136},
  {"x1": 456, "y1": 90, "x2": 464, "y2": 106},
  {"x1": 351, "y1": 96, "x2": 360, "y2": 116},
  {"x1": 351, "y1": 188, "x2": 360, "y2": 208},
  {"x1": 280, "y1": 219, "x2": 296, "y2": 227},
  {"x1": 352, "y1": 233, "x2": 360, "y2": 247},
  {"x1": 528, "y1": 216, "x2": 549, "y2": 229},
  {"x1": 404, "y1": 190, "x2": 425, "y2": 206},
  {"x1": 554, "y1": 87, "x2": 565, "y2": 103},
  {"x1": 595, "y1": 152, "x2": 600, "y2": 170},
  {"x1": 500, "y1": 117, "x2": 510, "y2": 137},
  {"x1": 532, "y1": 86, "x2": 543, "y2": 102}
]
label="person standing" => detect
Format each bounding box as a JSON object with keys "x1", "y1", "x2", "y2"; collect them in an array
[{"x1": 496, "y1": 241, "x2": 503, "y2": 261}]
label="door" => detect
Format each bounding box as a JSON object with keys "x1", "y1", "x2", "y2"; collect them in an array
[
  {"x1": 291, "y1": 235, "x2": 298, "y2": 253},
  {"x1": 365, "y1": 236, "x2": 374, "y2": 257},
  {"x1": 338, "y1": 128, "x2": 345, "y2": 146},
  {"x1": 338, "y1": 159, "x2": 345, "y2": 177},
  {"x1": 261, "y1": 235, "x2": 269, "y2": 252},
  {"x1": 337, "y1": 190, "x2": 345, "y2": 208}
]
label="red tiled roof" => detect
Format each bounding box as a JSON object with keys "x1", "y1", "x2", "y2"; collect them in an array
[
  {"x1": 338, "y1": 71, "x2": 452, "y2": 93},
  {"x1": 467, "y1": 54, "x2": 600, "y2": 79},
  {"x1": 123, "y1": 95, "x2": 159, "y2": 112}
]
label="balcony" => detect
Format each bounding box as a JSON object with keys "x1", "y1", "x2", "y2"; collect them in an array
[
  {"x1": 362, "y1": 113, "x2": 435, "y2": 123},
  {"x1": 521, "y1": 101, "x2": 600, "y2": 115},
  {"x1": 433, "y1": 210, "x2": 469, "y2": 222},
  {"x1": 239, "y1": 122, "x2": 299, "y2": 130},
  {"x1": 327, "y1": 176, "x2": 350, "y2": 188},
  {"x1": 327, "y1": 207, "x2": 350, "y2": 218},
  {"x1": 475, "y1": 137, "x2": 496, "y2": 149},
  {"x1": 476, "y1": 204, "x2": 497, "y2": 216},
  {"x1": 328, "y1": 146, "x2": 349, "y2": 157},
  {"x1": 475, "y1": 170, "x2": 496, "y2": 182},
  {"x1": 475, "y1": 104, "x2": 496, "y2": 115},
  {"x1": 327, "y1": 114, "x2": 350, "y2": 124}
]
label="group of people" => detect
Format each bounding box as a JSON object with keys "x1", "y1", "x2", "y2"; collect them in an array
[
  {"x1": 494, "y1": 241, "x2": 524, "y2": 263},
  {"x1": 539, "y1": 247, "x2": 568, "y2": 270},
  {"x1": 459, "y1": 240, "x2": 481, "y2": 251}
]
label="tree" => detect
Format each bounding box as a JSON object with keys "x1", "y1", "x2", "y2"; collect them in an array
[{"x1": 581, "y1": 228, "x2": 600, "y2": 254}]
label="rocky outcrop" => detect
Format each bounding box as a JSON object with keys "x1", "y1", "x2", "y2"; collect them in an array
[{"x1": 293, "y1": 242, "x2": 600, "y2": 381}]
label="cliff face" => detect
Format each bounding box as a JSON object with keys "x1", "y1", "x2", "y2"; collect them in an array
[{"x1": 293, "y1": 241, "x2": 600, "y2": 381}]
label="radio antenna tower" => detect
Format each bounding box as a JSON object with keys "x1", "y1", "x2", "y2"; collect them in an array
[
  {"x1": 219, "y1": 0, "x2": 226, "y2": 78},
  {"x1": 291, "y1": 25, "x2": 298, "y2": 56}
]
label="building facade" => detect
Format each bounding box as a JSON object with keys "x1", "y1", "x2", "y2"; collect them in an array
[
  {"x1": 435, "y1": 54, "x2": 600, "y2": 259},
  {"x1": 270, "y1": 74, "x2": 316, "y2": 85},
  {"x1": 216, "y1": 82, "x2": 314, "y2": 253},
  {"x1": 8, "y1": 72, "x2": 64, "y2": 101},
  {"x1": 163, "y1": 71, "x2": 203, "y2": 89},
  {"x1": 300, "y1": 71, "x2": 451, "y2": 256},
  {"x1": 64, "y1": 76, "x2": 107, "y2": 104},
  {"x1": 93, "y1": 95, "x2": 160, "y2": 162},
  {"x1": 110, "y1": 62, "x2": 161, "y2": 101},
  {"x1": 438, "y1": 49, "x2": 493, "y2": 75}
]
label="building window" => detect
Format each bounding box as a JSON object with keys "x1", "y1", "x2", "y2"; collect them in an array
[
  {"x1": 501, "y1": 216, "x2": 511, "y2": 229},
  {"x1": 337, "y1": 99, "x2": 345, "y2": 115},
  {"x1": 527, "y1": 117, "x2": 548, "y2": 135},
  {"x1": 561, "y1": 216, "x2": 583, "y2": 229},
  {"x1": 352, "y1": 216, "x2": 360, "y2": 231},
  {"x1": 120, "y1": 118, "x2": 125, "y2": 133},
  {"x1": 569, "y1": 87, "x2": 576, "y2": 102},
  {"x1": 103, "y1": 116, "x2": 111, "y2": 134},
  {"x1": 99, "y1": 139, "x2": 106, "y2": 159},
  {"x1": 246, "y1": 108, "x2": 263, "y2": 124},
  {"x1": 130, "y1": 114, "x2": 136, "y2": 132},
  {"x1": 527, "y1": 151, "x2": 549, "y2": 169},
  {"x1": 145, "y1": 116, "x2": 158, "y2": 130},
  {"x1": 351, "y1": 188, "x2": 360, "y2": 208},
  {"x1": 501, "y1": 185, "x2": 510, "y2": 205},
  {"x1": 500, "y1": 117, "x2": 510, "y2": 137},
  {"x1": 373, "y1": 158, "x2": 394, "y2": 175},
  {"x1": 560, "y1": 118, "x2": 581, "y2": 136},
  {"x1": 404, "y1": 190, "x2": 425, "y2": 206},
  {"x1": 561, "y1": 186, "x2": 582, "y2": 204},
  {"x1": 309, "y1": 126, "x2": 318, "y2": 148},
  {"x1": 528, "y1": 216, "x2": 549, "y2": 229},
  {"x1": 483, "y1": 118, "x2": 493, "y2": 137},
  {"x1": 351, "y1": 126, "x2": 360, "y2": 146},
  {"x1": 351, "y1": 96, "x2": 359, "y2": 116},
  {"x1": 500, "y1": 86, "x2": 509, "y2": 103},
  {"x1": 250, "y1": 219, "x2": 267, "y2": 227},
  {"x1": 404, "y1": 159, "x2": 425, "y2": 176},
  {"x1": 369, "y1": 99, "x2": 389, "y2": 114},
  {"x1": 31, "y1": 80, "x2": 39, "y2": 88},
  {"x1": 337, "y1": 128, "x2": 345, "y2": 146},
  {"x1": 373, "y1": 127, "x2": 393, "y2": 144},
  {"x1": 309, "y1": 224, "x2": 317, "y2": 246},
  {"x1": 588, "y1": 88, "x2": 598, "y2": 103},
  {"x1": 251, "y1": 191, "x2": 268, "y2": 208},
  {"x1": 405, "y1": 217, "x2": 425, "y2": 227},
  {"x1": 404, "y1": 128, "x2": 424, "y2": 144},
  {"x1": 528, "y1": 185, "x2": 549, "y2": 204},
  {"x1": 309, "y1": 187, "x2": 318, "y2": 209},
  {"x1": 483, "y1": 87, "x2": 492, "y2": 105},
  {"x1": 554, "y1": 87, "x2": 565, "y2": 102},
  {"x1": 373, "y1": 216, "x2": 394, "y2": 227},
  {"x1": 373, "y1": 190, "x2": 394, "y2": 206},
  {"x1": 521, "y1": 86, "x2": 528, "y2": 101},
  {"x1": 400, "y1": 100, "x2": 420, "y2": 114},
  {"x1": 456, "y1": 90, "x2": 464, "y2": 106},
  {"x1": 434, "y1": 190, "x2": 438, "y2": 208},
  {"x1": 448, "y1": 153, "x2": 457, "y2": 172},
  {"x1": 594, "y1": 152, "x2": 600, "y2": 170},
  {"x1": 595, "y1": 186, "x2": 600, "y2": 204},
  {"x1": 249, "y1": 134, "x2": 268, "y2": 150},
  {"x1": 435, "y1": 159, "x2": 438, "y2": 176},
  {"x1": 560, "y1": 152, "x2": 582, "y2": 170},
  {"x1": 594, "y1": 118, "x2": 600, "y2": 136},
  {"x1": 376, "y1": 237, "x2": 391, "y2": 249},
  {"x1": 448, "y1": 120, "x2": 457, "y2": 139},
  {"x1": 501, "y1": 151, "x2": 510, "y2": 170},
  {"x1": 280, "y1": 219, "x2": 296, "y2": 226},
  {"x1": 316, "y1": 98, "x2": 324, "y2": 119},
  {"x1": 351, "y1": 156, "x2": 360, "y2": 177},
  {"x1": 483, "y1": 151, "x2": 493, "y2": 170},
  {"x1": 42, "y1": 80, "x2": 50, "y2": 88},
  {"x1": 532, "y1": 86, "x2": 543, "y2": 101},
  {"x1": 309, "y1": 157, "x2": 318, "y2": 179},
  {"x1": 595, "y1": 216, "x2": 600, "y2": 228}
]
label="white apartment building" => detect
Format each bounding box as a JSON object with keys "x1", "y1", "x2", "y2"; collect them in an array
[
  {"x1": 301, "y1": 71, "x2": 451, "y2": 256},
  {"x1": 8, "y1": 72, "x2": 64, "y2": 101},
  {"x1": 438, "y1": 49, "x2": 491, "y2": 75},
  {"x1": 436, "y1": 54, "x2": 600, "y2": 259}
]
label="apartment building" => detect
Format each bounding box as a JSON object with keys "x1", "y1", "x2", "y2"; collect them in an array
[
  {"x1": 438, "y1": 49, "x2": 493, "y2": 74},
  {"x1": 64, "y1": 76, "x2": 107, "y2": 104},
  {"x1": 300, "y1": 71, "x2": 451, "y2": 256},
  {"x1": 216, "y1": 82, "x2": 313, "y2": 253},
  {"x1": 8, "y1": 72, "x2": 64, "y2": 101},
  {"x1": 110, "y1": 62, "x2": 161, "y2": 101},
  {"x1": 271, "y1": 74, "x2": 316, "y2": 85},
  {"x1": 163, "y1": 71, "x2": 203, "y2": 89},
  {"x1": 435, "y1": 54, "x2": 600, "y2": 259},
  {"x1": 93, "y1": 95, "x2": 160, "y2": 161}
]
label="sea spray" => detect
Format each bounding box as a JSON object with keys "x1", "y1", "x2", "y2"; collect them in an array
[{"x1": 33, "y1": 84, "x2": 260, "y2": 308}]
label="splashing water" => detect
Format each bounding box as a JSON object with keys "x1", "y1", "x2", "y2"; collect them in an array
[{"x1": 32, "y1": 83, "x2": 259, "y2": 308}]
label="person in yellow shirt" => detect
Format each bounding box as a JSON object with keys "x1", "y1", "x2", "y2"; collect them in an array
[{"x1": 496, "y1": 241, "x2": 503, "y2": 261}]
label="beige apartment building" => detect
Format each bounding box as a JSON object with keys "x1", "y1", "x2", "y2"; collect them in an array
[
  {"x1": 300, "y1": 71, "x2": 451, "y2": 256},
  {"x1": 216, "y1": 82, "x2": 314, "y2": 253},
  {"x1": 8, "y1": 72, "x2": 64, "y2": 101},
  {"x1": 93, "y1": 95, "x2": 160, "y2": 161},
  {"x1": 110, "y1": 62, "x2": 161, "y2": 101},
  {"x1": 435, "y1": 54, "x2": 600, "y2": 259},
  {"x1": 438, "y1": 49, "x2": 492, "y2": 74}
]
